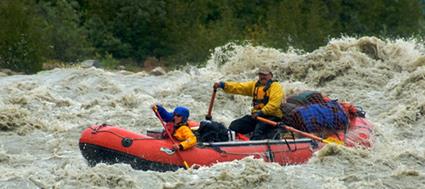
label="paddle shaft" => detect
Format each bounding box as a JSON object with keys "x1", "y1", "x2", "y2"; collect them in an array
[
  {"x1": 205, "y1": 88, "x2": 217, "y2": 120},
  {"x1": 256, "y1": 116, "x2": 331, "y2": 144},
  {"x1": 152, "y1": 107, "x2": 190, "y2": 169}
]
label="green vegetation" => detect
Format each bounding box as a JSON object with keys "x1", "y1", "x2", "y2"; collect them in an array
[
  {"x1": 0, "y1": 0, "x2": 424, "y2": 73},
  {"x1": 0, "y1": 0, "x2": 48, "y2": 73}
]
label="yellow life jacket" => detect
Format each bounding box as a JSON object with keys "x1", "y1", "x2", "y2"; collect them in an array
[
  {"x1": 252, "y1": 80, "x2": 276, "y2": 110},
  {"x1": 173, "y1": 123, "x2": 197, "y2": 150}
]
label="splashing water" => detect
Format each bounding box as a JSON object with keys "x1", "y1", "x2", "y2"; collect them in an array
[{"x1": 1, "y1": 36, "x2": 425, "y2": 188}]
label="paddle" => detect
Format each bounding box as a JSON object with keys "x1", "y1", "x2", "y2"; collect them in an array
[
  {"x1": 256, "y1": 116, "x2": 343, "y2": 145},
  {"x1": 152, "y1": 106, "x2": 190, "y2": 169},
  {"x1": 205, "y1": 88, "x2": 217, "y2": 120}
]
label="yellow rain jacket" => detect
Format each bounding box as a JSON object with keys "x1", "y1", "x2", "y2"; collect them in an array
[
  {"x1": 173, "y1": 124, "x2": 197, "y2": 150},
  {"x1": 223, "y1": 80, "x2": 284, "y2": 118}
]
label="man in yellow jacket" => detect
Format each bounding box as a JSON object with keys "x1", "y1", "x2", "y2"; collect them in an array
[{"x1": 214, "y1": 66, "x2": 285, "y2": 140}]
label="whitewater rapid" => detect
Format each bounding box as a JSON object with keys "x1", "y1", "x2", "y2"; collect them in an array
[{"x1": 1, "y1": 36, "x2": 424, "y2": 189}]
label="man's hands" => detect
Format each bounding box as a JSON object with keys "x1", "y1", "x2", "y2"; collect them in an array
[
  {"x1": 251, "y1": 111, "x2": 264, "y2": 119},
  {"x1": 213, "y1": 82, "x2": 225, "y2": 89}
]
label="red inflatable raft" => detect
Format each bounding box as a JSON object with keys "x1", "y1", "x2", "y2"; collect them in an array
[{"x1": 79, "y1": 117, "x2": 373, "y2": 172}]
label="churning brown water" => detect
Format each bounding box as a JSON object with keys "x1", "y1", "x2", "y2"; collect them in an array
[{"x1": 1, "y1": 36, "x2": 424, "y2": 189}]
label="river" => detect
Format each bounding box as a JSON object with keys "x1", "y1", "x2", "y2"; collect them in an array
[{"x1": 1, "y1": 36, "x2": 424, "y2": 189}]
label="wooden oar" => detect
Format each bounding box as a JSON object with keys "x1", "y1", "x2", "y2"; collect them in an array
[
  {"x1": 256, "y1": 117, "x2": 343, "y2": 145},
  {"x1": 205, "y1": 88, "x2": 217, "y2": 120},
  {"x1": 152, "y1": 106, "x2": 190, "y2": 169}
]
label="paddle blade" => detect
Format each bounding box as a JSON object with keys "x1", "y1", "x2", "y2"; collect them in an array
[
  {"x1": 323, "y1": 137, "x2": 344, "y2": 145},
  {"x1": 183, "y1": 161, "x2": 190, "y2": 169}
]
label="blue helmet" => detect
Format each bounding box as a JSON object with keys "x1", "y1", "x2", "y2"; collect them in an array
[{"x1": 173, "y1": 106, "x2": 190, "y2": 122}]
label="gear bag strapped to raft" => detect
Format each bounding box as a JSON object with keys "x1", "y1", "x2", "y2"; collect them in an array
[
  {"x1": 281, "y1": 91, "x2": 327, "y2": 120},
  {"x1": 290, "y1": 100, "x2": 349, "y2": 132},
  {"x1": 286, "y1": 90, "x2": 327, "y2": 105},
  {"x1": 197, "y1": 120, "x2": 229, "y2": 142},
  {"x1": 282, "y1": 90, "x2": 365, "y2": 120}
]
